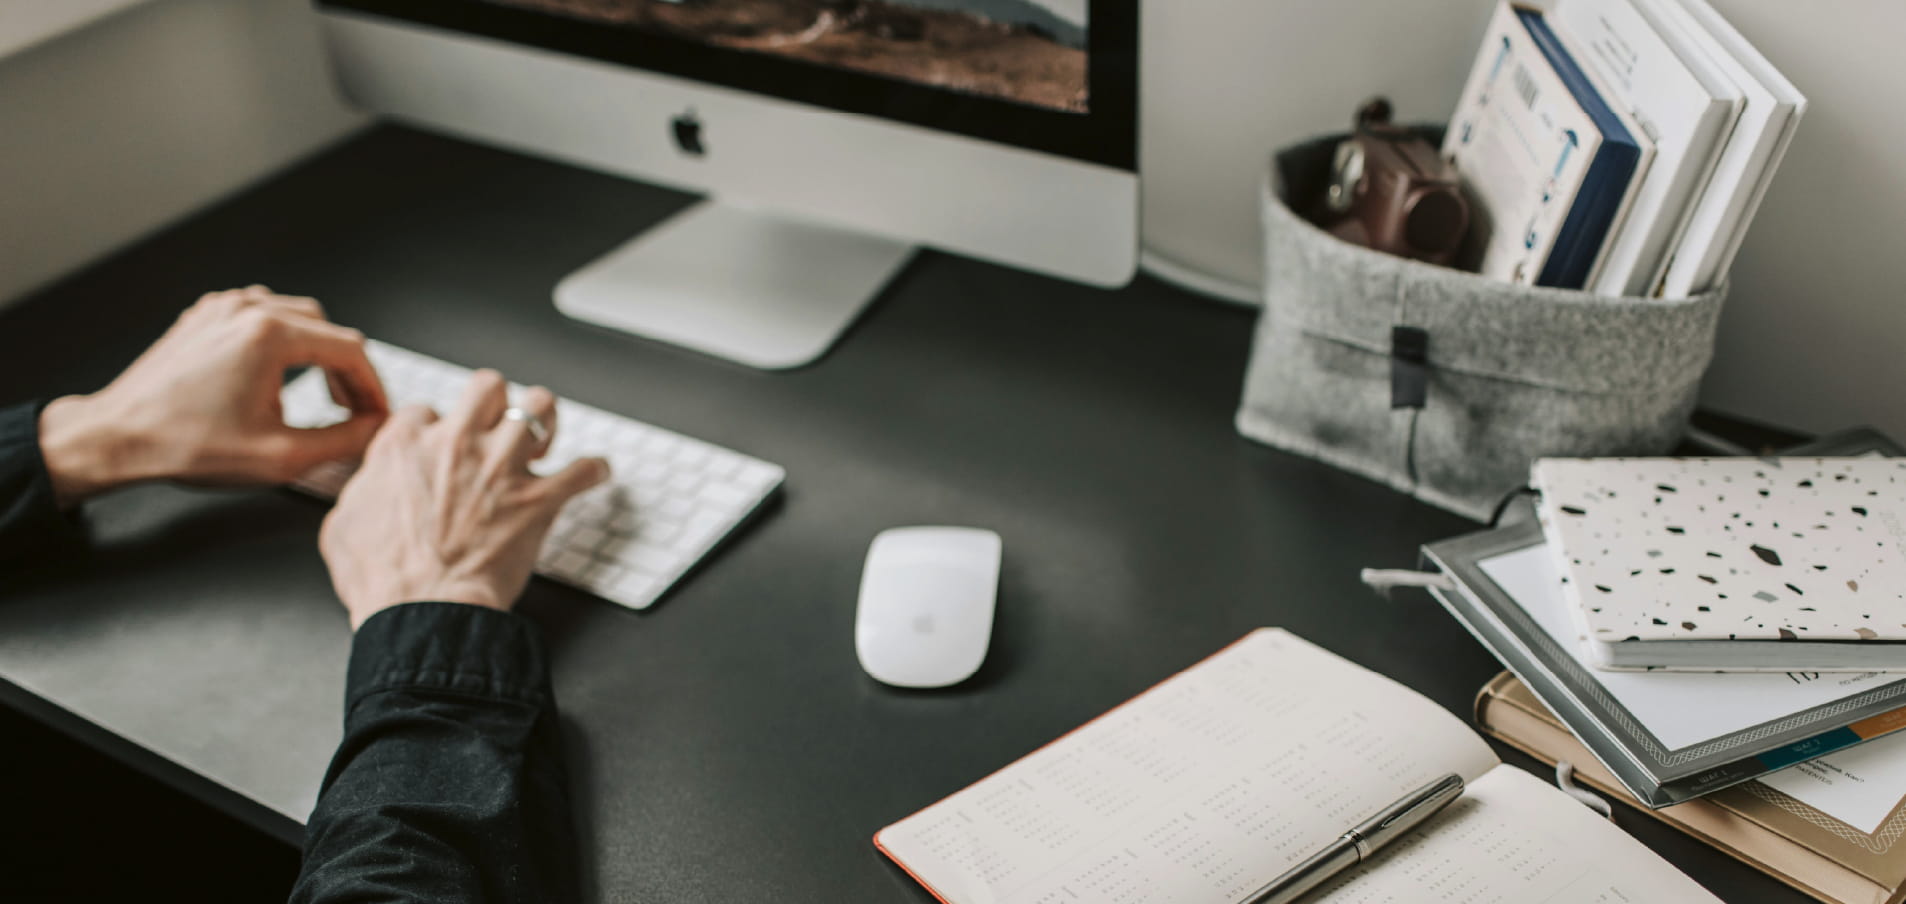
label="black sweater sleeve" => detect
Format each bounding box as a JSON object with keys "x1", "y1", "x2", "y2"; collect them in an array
[
  {"x1": 0, "y1": 402, "x2": 87, "y2": 567},
  {"x1": 6, "y1": 402, "x2": 577, "y2": 900},
  {"x1": 290, "y1": 603, "x2": 579, "y2": 904}
]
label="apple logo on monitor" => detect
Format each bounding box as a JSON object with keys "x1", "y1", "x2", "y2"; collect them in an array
[{"x1": 672, "y1": 109, "x2": 705, "y2": 157}]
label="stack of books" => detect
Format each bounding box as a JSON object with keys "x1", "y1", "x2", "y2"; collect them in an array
[
  {"x1": 1477, "y1": 674, "x2": 1906, "y2": 904},
  {"x1": 1417, "y1": 429, "x2": 1906, "y2": 903},
  {"x1": 1444, "y1": 0, "x2": 1804, "y2": 297}
]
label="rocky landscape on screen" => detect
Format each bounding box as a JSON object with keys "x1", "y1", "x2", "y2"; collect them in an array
[{"x1": 483, "y1": 0, "x2": 1090, "y2": 112}]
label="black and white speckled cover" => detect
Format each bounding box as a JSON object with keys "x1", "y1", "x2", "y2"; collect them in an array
[{"x1": 1536, "y1": 458, "x2": 1906, "y2": 652}]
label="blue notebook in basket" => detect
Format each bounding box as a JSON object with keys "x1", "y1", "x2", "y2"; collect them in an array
[{"x1": 1517, "y1": 8, "x2": 1641, "y2": 291}]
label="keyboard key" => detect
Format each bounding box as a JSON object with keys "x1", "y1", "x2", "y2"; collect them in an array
[
  {"x1": 655, "y1": 496, "x2": 694, "y2": 523},
  {"x1": 551, "y1": 548, "x2": 593, "y2": 576},
  {"x1": 568, "y1": 525, "x2": 608, "y2": 551},
  {"x1": 589, "y1": 563, "x2": 626, "y2": 588},
  {"x1": 631, "y1": 461, "x2": 670, "y2": 488},
  {"x1": 674, "y1": 512, "x2": 726, "y2": 553},
  {"x1": 641, "y1": 519, "x2": 680, "y2": 547},
  {"x1": 703, "y1": 453, "x2": 743, "y2": 481},
  {"x1": 664, "y1": 471, "x2": 705, "y2": 498},
  {"x1": 626, "y1": 545, "x2": 678, "y2": 576},
  {"x1": 665, "y1": 439, "x2": 705, "y2": 466},
  {"x1": 642, "y1": 432, "x2": 679, "y2": 459},
  {"x1": 735, "y1": 461, "x2": 783, "y2": 494},
  {"x1": 701, "y1": 481, "x2": 754, "y2": 509},
  {"x1": 609, "y1": 571, "x2": 660, "y2": 604}
]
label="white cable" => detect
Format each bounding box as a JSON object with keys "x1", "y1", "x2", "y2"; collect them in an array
[
  {"x1": 1684, "y1": 424, "x2": 1755, "y2": 457},
  {"x1": 1139, "y1": 246, "x2": 1261, "y2": 306},
  {"x1": 1360, "y1": 569, "x2": 1456, "y2": 593},
  {"x1": 1556, "y1": 762, "x2": 1616, "y2": 820}
]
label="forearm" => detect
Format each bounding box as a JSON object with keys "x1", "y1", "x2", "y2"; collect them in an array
[
  {"x1": 292, "y1": 603, "x2": 578, "y2": 904},
  {"x1": 0, "y1": 402, "x2": 88, "y2": 567}
]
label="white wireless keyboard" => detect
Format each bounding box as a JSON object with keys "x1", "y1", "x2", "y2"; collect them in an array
[{"x1": 280, "y1": 340, "x2": 784, "y2": 610}]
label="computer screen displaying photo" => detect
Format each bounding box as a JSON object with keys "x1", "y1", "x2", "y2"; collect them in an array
[
  {"x1": 322, "y1": 0, "x2": 1132, "y2": 167},
  {"x1": 478, "y1": 0, "x2": 1090, "y2": 113}
]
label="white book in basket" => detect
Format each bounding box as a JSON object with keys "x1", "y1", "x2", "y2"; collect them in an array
[
  {"x1": 1550, "y1": 0, "x2": 1742, "y2": 297},
  {"x1": 1444, "y1": 1, "x2": 1604, "y2": 286}
]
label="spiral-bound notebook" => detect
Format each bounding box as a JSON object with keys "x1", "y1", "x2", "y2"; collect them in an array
[{"x1": 874, "y1": 629, "x2": 1720, "y2": 903}]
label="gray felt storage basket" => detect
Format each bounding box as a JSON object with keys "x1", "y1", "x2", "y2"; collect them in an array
[{"x1": 1237, "y1": 134, "x2": 1729, "y2": 521}]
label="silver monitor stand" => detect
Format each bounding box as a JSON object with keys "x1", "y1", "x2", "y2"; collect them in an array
[{"x1": 556, "y1": 202, "x2": 914, "y2": 369}]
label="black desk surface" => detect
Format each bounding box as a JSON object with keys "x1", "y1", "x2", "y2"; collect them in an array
[{"x1": 0, "y1": 128, "x2": 1806, "y2": 903}]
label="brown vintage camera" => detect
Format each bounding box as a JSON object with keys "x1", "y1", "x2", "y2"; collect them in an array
[{"x1": 1316, "y1": 98, "x2": 1469, "y2": 266}]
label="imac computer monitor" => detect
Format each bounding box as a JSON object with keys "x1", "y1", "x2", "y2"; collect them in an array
[{"x1": 315, "y1": 1, "x2": 1139, "y2": 368}]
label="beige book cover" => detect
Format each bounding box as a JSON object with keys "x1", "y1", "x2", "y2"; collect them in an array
[{"x1": 1477, "y1": 671, "x2": 1906, "y2": 904}]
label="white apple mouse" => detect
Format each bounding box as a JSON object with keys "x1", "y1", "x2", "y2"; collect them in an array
[{"x1": 855, "y1": 526, "x2": 1001, "y2": 688}]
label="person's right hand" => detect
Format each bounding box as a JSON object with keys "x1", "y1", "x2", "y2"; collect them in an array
[{"x1": 318, "y1": 370, "x2": 610, "y2": 629}]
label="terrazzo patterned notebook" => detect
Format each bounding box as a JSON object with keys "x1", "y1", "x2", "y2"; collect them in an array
[{"x1": 1534, "y1": 457, "x2": 1906, "y2": 671}]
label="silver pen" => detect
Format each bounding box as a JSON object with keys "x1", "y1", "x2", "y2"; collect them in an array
[{"x1": 1239, "y1": 773, "x2": 1466, "y2": 904}]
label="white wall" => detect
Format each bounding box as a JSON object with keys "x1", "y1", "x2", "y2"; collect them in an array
[
  {"x1": 1691, "y1": 1, "x2": 1906, "y2": 438},
  {"x1": 0, "y1": 0, "x2": 366, "y2": 306},
  {"x1": 7, "y1": 0, "x2": 1897, "y2": 439},
  {"x1": 1144, "y1": 0, "x2": 1906, "y2": 439},
  {"x1": 0, "y1": 0, "x2": 152, "y2": 60}
]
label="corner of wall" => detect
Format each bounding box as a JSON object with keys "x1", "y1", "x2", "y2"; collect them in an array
[{"x1": 0, "y1": 0, "x2": 370, "y2": 308}]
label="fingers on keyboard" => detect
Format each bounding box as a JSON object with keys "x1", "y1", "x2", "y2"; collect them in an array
[{"x1": 280, "y1": 341, "x2": 785, "y2": 609}]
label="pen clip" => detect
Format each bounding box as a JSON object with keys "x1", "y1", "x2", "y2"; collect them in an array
[{"x1": 1350, "y1": 773, "x2": 1465, "y2": 856}]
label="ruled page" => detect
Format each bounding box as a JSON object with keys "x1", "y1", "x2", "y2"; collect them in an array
[
  {"x1": 1312, "y1": 766, "x2": 1723, "y2": 903},
  {"x1": 875, "y1": 629, "x2": 1499, "y2": 904}
]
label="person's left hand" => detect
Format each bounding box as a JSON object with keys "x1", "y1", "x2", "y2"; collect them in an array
[{"x1": 37, "y1": 286, "x2": 388, "y2": 506}]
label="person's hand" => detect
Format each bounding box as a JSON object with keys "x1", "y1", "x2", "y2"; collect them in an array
[
  {"x1": 319, "y1": 371, "x2": 611, "y2": 629},
  {"x1": 36, "y1": 286, "x2": 388, "y2": 506}
]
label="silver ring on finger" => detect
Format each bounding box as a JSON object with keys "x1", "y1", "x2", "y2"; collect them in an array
[{"x1": 501, "y1": 406, "x2": 550, "y2": 446}]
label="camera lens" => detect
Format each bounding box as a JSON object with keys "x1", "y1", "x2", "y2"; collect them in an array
[{"x1": 1405, "y1": 190, "x2": 1467, "y2": 256}]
